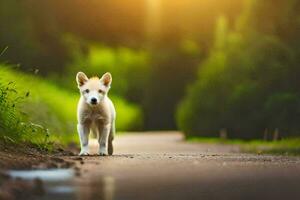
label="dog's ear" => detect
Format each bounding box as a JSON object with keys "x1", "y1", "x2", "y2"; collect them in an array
[
  {"x1": 100, "y1": 72, "x2": 112, "y2": 87},
  {"x1": 76, "y1": 72, "x2": 88, "y2": 87}
]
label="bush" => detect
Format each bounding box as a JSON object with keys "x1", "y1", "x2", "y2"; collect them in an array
[
  {"x1": 177, "y1": 1, "x2": 300, "y2": 139},
  {"x1": 0, "y1": 77, "x2": 50, "y2": 148}
]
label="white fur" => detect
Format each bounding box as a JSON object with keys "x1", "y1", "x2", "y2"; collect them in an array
[{"x1": 76, "y1": 72, "x2": 116, "y2": 156}]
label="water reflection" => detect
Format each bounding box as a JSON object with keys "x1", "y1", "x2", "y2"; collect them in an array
[
  {"x1": 8, "y1": 169, "x2": 116, "y2": 200},
  {"x1": 76, "y1": 175, "x2": 115, "y2": 200},
  {"x1": 8, "y1": 169, "x2": 76, "y2": 200},
  {"x1": 9, "y1": 169, "x2": 74, "y2": 181},
  {"x1": 103, "y1": 176, "x2": 115, "y2": 200}
]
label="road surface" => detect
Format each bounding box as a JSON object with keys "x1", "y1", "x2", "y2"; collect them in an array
[{"x1": 56, "y1": 132, "x2": 300, "y2": 200}]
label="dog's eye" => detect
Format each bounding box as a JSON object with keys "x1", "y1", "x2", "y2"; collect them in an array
[
  {"x1": 85, "y1": 89, "x2": 90, "y2": 93},
  {"x1": 98, "y1": 89, "x2": 104, "y2": 94}
]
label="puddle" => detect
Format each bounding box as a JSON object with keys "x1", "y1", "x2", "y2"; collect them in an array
[
  {"x1": 8, "y1": 169, "x2": 76, "y2": 200},
  {"x1": 9, "y1": 169, "x2": 74, "y2": 181},
  {"x1": 7, "y1": 169, "x2": 116, "y2": 200}
]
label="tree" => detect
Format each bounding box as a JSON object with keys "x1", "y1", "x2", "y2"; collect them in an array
[{"x1": 177, "y1": 0, "x2": 300, "y2": 139}]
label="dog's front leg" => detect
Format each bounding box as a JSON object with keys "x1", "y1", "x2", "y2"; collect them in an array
[
  {"x1": 77, "y1": 123, "x2": 90, "y2": 156},
  {"x1": 98, "y1": 123, "x2": 110, "y2": 156}
]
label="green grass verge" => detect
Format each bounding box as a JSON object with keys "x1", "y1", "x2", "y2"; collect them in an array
[
  {"x1": 187, "y1": 136, "x2": 300, "y2": 156},
  {"x1": 0, "y1": 65, "x2": 142, "y2": 147}
]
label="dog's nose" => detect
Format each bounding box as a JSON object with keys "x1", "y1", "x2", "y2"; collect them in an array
[{"x1": 91, "y1": 98, "x2": 97, "y2": 104}]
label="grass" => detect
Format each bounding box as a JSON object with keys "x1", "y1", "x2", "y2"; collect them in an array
[
  {"x1": 0, "y1": 65, "x2": 142, "y2": 147},
  {"x1": 0, "y1": 74, "x2": 51, "y2": 149},
  {"x1": 187, "y1": 136, "x2": 300, "y2": 156}
]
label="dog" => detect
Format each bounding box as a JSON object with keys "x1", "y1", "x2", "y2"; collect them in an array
[{"x1": 76, "y1": 71, "x2": 116, "y2": 156}]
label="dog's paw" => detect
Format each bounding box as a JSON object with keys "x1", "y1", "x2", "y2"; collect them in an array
[
  {"x1": 98, "y1": 152, "x2": 107, "y2": 156},
  {"x1": 98, "y1": 147, "x2": 107, "y2": 156},
  {"x1": 79, "y1": 151, "x2": 89, "y2": 156}
]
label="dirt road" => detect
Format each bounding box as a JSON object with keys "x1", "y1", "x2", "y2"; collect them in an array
[{"x1": 54, "y1": 132, "x2": 300, "y2": 200}]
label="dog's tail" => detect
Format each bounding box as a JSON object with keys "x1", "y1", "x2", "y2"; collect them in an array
[{"x1": 108, "y1": 121, "x2": 115, "y2": 155}]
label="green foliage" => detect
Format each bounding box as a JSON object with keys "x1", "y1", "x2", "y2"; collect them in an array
[
  {"x1": 241, "y1": 138, "x2": 300, "y2": 156},
  {"x1": 0, "y1": 65, "x2": 142, "y2": 146},
  {"x1": 0, "y1": 0, "x2": 68, "y2": 74},
  {"x1": 187, "y1": 136, "x2": 300, "y2": 155},
  {"x1": 177, "y1": 0, "x2": 300, "y2": 139},
  {"x1": 0, "y1": 66, "x2": 77, "y2": 143},
  {"x1": 0, "y1": 77, "x2": 50, "y2": 148}
]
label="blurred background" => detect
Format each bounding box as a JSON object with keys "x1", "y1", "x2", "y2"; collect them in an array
[{"x1": 0, "y1": 0, "x2": 300, "y2": 145}]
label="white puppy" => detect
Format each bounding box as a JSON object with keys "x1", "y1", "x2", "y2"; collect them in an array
[{"x1": 76, "y1": 72, "x2": 116, "y2": 156}]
